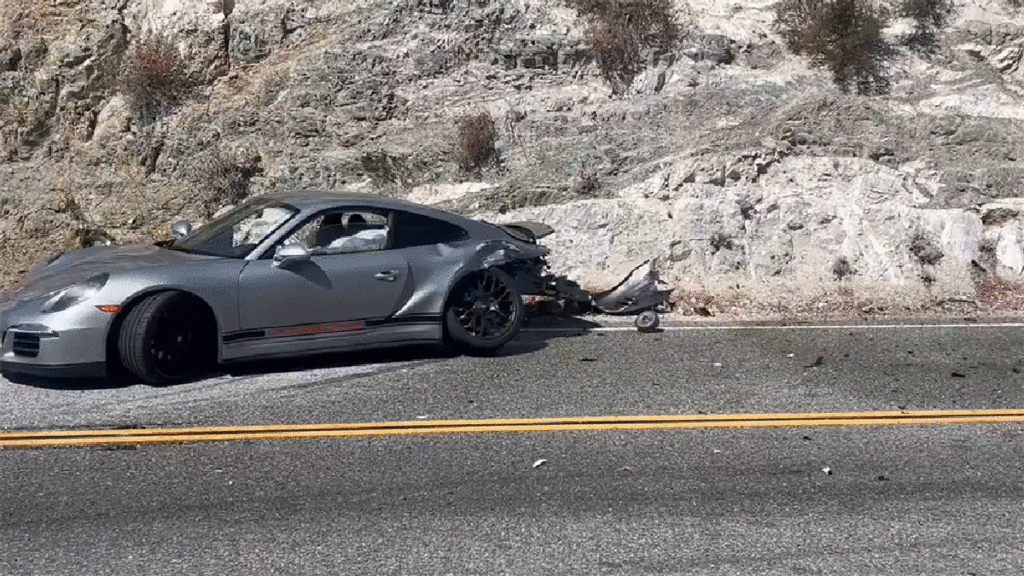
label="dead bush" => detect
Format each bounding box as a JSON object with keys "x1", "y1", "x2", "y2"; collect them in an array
[
  {"x1": 709, "y1": 231, "x2": 735, "y2": 252},
  {"x1": 567, "y1": 0, "x2": 681, "y2": 95},
  {"x1": 909, "y1": 231, "x2": 943, "y2": 266},
  {"x1": 899, "y1": 0, "x2": 954, "y2": 52},
  {"x1": 455, "y1": 112, "x2": 497, "y2": 172},
  {"x1": 119, "y1": 32, "x2": 189, "y2": 122},
  {"x1": 832, "y1": 256, "x2": 856, "y2": 280},
  {"x1": 775, "y1": 0, "x2": 890, "y2": 95},
  {"x1": 186, "y1": 146, "x2": 263, "y2": 216},
  {"x1": 899, "y1": 0, "x2": 954, "y2": 29},
  {"x1": 572, "y1": 166, "x2": 601, "y2": 196},
  {"x1": 976, "y1": 275, "x2": 1024, "y2": 310}
]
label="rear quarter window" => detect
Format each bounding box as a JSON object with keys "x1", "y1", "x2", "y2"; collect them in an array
[{"x1": 391, "y1": 211, "x2": 468, "y2": 249}]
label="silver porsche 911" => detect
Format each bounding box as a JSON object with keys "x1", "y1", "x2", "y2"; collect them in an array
[{"x1": 0, "y1": 191, "x2": 559, "y2": 384}]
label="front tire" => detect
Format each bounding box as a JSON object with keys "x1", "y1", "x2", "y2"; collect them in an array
[
  {"x1": 118, "y1": 291, "x2": 215, "y2": 385},
  {"x1": 444, "y1": 268, "x2": 524, "y2": 353}
]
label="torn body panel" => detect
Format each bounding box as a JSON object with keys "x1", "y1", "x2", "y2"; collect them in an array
[
  {"x1": 591, "y1": 260, "x2": 672, "y2": 314},
  {"x1": 392, "y1": 238, "x2": 549, "y2": 319}
]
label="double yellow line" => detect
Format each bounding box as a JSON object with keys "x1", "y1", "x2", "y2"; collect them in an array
[{"x1": 4, "y1": 409, "x2": 1024, "y2": 449}]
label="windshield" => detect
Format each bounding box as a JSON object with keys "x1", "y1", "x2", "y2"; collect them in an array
[{"x1": 171, "y1": 198, "x2": 299, "y2": 258}]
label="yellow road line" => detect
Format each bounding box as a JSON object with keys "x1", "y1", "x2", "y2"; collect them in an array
[{"x1": 4, "y1": 409, "x2": 1024, "y2": 448}]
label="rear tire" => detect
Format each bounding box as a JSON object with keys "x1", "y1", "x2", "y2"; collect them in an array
[
  {"x1": 444, "y1": 268, "x2": 524, "y2": 354},
  {"x1": 118, "y1": 291, "x2": 215, "y2": 385}
]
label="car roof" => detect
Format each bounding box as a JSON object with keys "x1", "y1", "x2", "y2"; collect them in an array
[
  {"x1": 258, "y1": 190, "x2": 429, "y2": 212},
  {"x1": 252, "y1": 189, "x2": 499, "y2": 237}
]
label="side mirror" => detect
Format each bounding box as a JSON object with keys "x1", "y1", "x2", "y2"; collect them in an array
[
  {"x1": 273, "y1": 244, "x2": 311, "y2": 268},
  {"x1": 171, "y1": 220, "x2": 193, "y2": 240}
]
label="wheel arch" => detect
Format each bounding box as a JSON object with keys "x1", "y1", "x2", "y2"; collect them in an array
[
  {"x1": 440, "y1": 265, "x2": 524, "y2": 352},
  {"x1": 104, "y1": 288, "x2": 223, "y2": 373}
]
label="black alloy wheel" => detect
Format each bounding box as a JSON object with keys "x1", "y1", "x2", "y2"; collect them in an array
[
  {"x1": 118, "y1": 291, "x2": 215, "y2": 385},
  {"x1": 444, "y1": 268, "x2": 524, "y2": 352}
]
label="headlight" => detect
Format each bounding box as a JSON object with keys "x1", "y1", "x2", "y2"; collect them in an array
[{"x1": 40, "y1": 273, "x2": 109, "y2": 314}]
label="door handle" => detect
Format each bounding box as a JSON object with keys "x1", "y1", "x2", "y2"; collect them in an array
[{"x1": 375, "y1": 270, "x2": 398, "y2": 282}]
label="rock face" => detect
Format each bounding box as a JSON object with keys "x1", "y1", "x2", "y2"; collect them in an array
[{"x1": 1, "y1": 0, "x2": 1024, "y2": 316}]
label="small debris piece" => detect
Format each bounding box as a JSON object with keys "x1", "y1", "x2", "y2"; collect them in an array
[
  {"x1": 951, "y1": 372, "x2": 967, "y2": 378},
  {"x1": 532, "y1": 459, "x2": 548, "y2": 468},
  {"x1": 822, "y1": 467, "x2": 833, "y2": 476},
  {"x1": 579, "y1": 357, "x2": 598, "y2": 362},
  {"x1": 712, "y1": 362, "x2": 723, "y2": 368},
  {"x1": 877, "y1": 475, "x2": 889, "y2": 481},
  {"x1": 786, "y1": 353, "x2": 795, "y2": 358},
  {"x1": 802, "y1": 435, "x2": 812, "y2": 441},
  {"x1": 804, "y1": 356, "x2": 825, "y2": 369}
]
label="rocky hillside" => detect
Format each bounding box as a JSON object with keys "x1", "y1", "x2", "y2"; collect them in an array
[{"x1": 2, "y1": 0, "x2": 1024, "y2": 317}]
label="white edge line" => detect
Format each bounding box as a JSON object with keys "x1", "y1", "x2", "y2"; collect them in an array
[{"x1": 524, "y1": 322, "x2": 1024, "y2": 333}]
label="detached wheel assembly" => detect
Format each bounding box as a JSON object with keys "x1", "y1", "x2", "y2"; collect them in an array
[
  {"x1": 444, "y1": 268, "x2": 524, "y2": 353},
  {"x1": 118, "y1": 291, "x2": 215, "y2": 385},
  {"x1": 635, "y1": 310, "x2": 660, "y2": 333}
]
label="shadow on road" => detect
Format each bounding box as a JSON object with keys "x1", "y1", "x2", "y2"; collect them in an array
[{"x1": 4, "y1": 312, "x2": 602, "y2": 389}]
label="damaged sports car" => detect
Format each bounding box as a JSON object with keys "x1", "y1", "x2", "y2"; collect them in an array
[{"x1": 0, "y1": 191, "x2": 571, "y2": 384}]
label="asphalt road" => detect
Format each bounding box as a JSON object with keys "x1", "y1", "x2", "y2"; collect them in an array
[{"x1": 3, "y1": 319, "x2": 1024, "y2": 575}]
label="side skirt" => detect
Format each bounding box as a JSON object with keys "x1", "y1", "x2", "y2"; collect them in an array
[{"x1": 220, "y1": 319, "x2": 442, "y2": 362}]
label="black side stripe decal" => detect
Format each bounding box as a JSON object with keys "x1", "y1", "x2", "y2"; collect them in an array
[{"x1": 223, "y1": 315, "x2": 441, "y2": 344}]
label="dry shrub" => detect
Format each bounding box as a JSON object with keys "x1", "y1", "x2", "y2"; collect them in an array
[
  {"x1": 775, "y1": 0, "x2": 890, "y2": 95},
  {"x1": 832, "y1": 256, "x2": 856, "y2": 280},
  {"x1": 909, "y1": 231, "x2": 943, "y2": 266},
  {"x1": 455, "y1": 112, "x2": 497, "y2": 172},
  {"x1": 976, "y1": 276, "x2": 1024, "y2": 310},
  {"x1": 899, "y1": 0, "x2": 954, "y2": 29},
  {"x1": 899, "y1": 0, "x2": 955, "y2": 52},
  {"x1": 567, "y1": 0, "x2": 681, "y2": 95},
  {"x1": 119, "y1": 32, "x2": 189, "y2": 122},
  {"x1": 186, "y1": 146, "x2": 263, "y2": 216}
]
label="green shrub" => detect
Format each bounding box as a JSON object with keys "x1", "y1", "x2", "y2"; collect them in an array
[
  {"x1": 567, "y1": 0, "x2": 680, "y2": 95},
  {"x1": 775, "y1": 0, "x2": 890, "y2": 95},
  {"x1": 119, "y1": 32, "x2": 189, "y2": 122},
  {"x1": 456, "y1": 112, "x2": 497, "y2": 172}
]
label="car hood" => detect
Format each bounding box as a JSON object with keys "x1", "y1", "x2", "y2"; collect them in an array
[{"x1": 1, "y1": 244, "x2": 212, "y2": 308}]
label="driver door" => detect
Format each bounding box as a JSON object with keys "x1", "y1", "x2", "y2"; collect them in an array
[{"x1": 231, "y1": 208, "x2": 410, "y2": 358}]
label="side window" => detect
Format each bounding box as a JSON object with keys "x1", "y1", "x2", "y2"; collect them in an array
[
  {"x1": 282, "y1": 209, "x2": 390, "y2": 255},
  {"x1": 391, "y1": 211, "x2": 468, "y2": 249}
]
